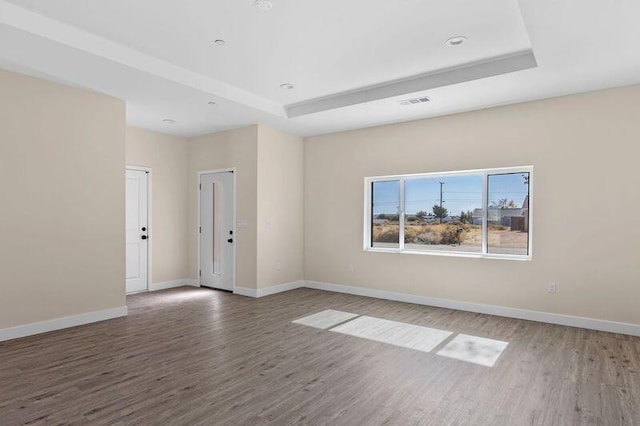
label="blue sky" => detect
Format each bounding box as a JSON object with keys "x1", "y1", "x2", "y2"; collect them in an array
[{"x1": 373, "y1": 173, "x2": 529, "y2": 216}]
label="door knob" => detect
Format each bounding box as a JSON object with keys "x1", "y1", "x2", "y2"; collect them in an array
[
  {"x1": 227, "y1": 238, "x2": 233, "y2": 243},
  {"x1": 141, "y1": 235, "x2": 148, "y2": 240}
]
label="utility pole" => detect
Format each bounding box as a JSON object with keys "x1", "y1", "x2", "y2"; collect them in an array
[{"x1": 439, "y1": 181, "x2": 445, "y2": 223}]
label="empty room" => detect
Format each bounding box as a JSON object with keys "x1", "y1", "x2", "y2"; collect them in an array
[{"x1": 1, "y1": 0, "x2": 639, "y2": 424}]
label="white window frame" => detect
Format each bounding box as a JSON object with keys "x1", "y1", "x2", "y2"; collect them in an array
[{"x1": 363, "y1": 166, "x2": 533, "y2": 261}]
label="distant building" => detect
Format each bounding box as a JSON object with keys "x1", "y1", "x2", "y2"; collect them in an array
[
  {"x1": 472, "y1": 209, "x2": 483, "y2": 225},
  {"x1": 489, "y1": 207, "x2": 524, "y2": 226},
  {"x1": 471, "y1": 195, "x2": 529, "y2": 231}
]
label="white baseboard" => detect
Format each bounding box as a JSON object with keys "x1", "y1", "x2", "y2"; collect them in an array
[
  {"x1": 304, "y1": 281, "x2": 640, "y2": 337},
  {"x1": 233, "y1": 286, "x2": 257, "y2": 298},
  {"x1": 0, "y1": 306, "x2": 128, "y2": 343},
  {"x1": 257, "y1": 280, "x2": 306, "y2": 297},
  {"x1": 4, "y1": 281, "x2": 636, "y2": 342},
  {"x1": 234, "y1": 280, "x2": 306, "y2": 298},
  {"x1": 149, "y1": 279, "x2": 199, "y2": 292}
]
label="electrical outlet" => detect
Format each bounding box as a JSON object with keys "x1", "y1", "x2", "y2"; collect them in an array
[
  {"x1": 347, "y1": 264, "x2": 355, "y2": 272},
  {"x1": 276, "y1": 262, "x2": 282, "y2": 271},
  {"x1": 547, "y1": 282, "x2": 556, "y2": 294}
]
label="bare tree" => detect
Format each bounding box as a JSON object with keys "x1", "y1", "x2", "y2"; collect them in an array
[{"x1": 491, "y1": 198, "x2": 517, "y2": 209}]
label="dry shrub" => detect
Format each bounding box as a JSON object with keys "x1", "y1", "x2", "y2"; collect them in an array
[
  {"x1": 404, "y1": 224, "x2": 430, "y2": 243},
  {"x1": 412, "y1": 224, "x2": 464, "y2": 245},
  {"x1": 376, "y1": 222, "x2": 476, "y2": 245},
  {"x1": 372, "y1": 224, "x2": 400, "y2": 243},
  {"x1": 415, "y1": 231, "x2": 439, "y2": 245},
  {"x1": 439, "y1": 226, "x2": 464, "y2": 245},
  {"x1": 376, "y1": 229, "x2": 399, "y2": 243},
  {"x1": 489, "y1": 224, "x2": 509, "y2": 231}
]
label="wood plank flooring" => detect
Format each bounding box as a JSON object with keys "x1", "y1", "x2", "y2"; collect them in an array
[{"x1": 0, "y1": 287, "x2": 639, "y2": 425}]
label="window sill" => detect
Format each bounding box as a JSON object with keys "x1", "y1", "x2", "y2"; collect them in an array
[{"x1": 364, "y1": 247, "x2": 532, "y2": 261}]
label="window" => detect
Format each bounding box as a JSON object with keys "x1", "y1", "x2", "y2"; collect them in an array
[
  {"x1": 487, "y1": 172, "x2": 530, "y2": 256},
  {"x1": 365, "y1": 166, "x2": 532, "y2": 260},
  {"x1": 371, "y1": 180, "x2": 400, "y2": 248}
]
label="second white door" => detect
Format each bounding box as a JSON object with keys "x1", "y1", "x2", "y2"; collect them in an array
[
  {"x1": 200, "y1": 171, "x2": 235, "y2": 291},
  {"x1": 126, "y1": 168, "x2": 149, "y2": 294}
]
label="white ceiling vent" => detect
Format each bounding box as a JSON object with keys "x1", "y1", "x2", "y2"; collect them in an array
[{"x1": 398, "y1": 96, "x2": 431, "y2": 106}]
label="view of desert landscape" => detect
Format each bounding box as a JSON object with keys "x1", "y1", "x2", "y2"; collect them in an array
[
  {"x1": 372, "y1": 219, "x2": 529, "y2": 255},
  {"x1": 370, "y1": 171, "x2": 530, "y2": 256}
]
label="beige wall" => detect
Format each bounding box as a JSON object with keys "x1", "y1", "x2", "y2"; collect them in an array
[
  {"x1": 256, "y1": 125, "x2": 304, "y2": 288},
  {"x1": 4, "y1": 65, "x2": 636, "y2": 332},
  {"x1": 186, "y1": 125, "x2": 304, "y2": 291},
  {"x1": 305, "y1": 85, "x2": 640, "y2": 325},
  {"x1": 188, "y1": 126, "x2": 259, "y2": 288},
  {"x1": 0, "y1": 69, "x2": 126, "y2": 328},
  {"x1": 126, "y1": 127, "x2": 190, "y2": 284}
]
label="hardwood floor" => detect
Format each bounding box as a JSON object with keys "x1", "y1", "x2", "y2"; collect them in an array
[{"x1": 0, "y1": 287, "x2": 639, "y2": 425}]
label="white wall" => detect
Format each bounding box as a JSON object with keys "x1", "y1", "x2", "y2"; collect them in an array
[
  {"x1": 186, "y1": 125, "x2": 305, "y2": 292},
  {"x1": 126, "y1": 127, "x2": 190, "y2": 285},
  {"x1": 188, "y1": 126, "x2": 259, "y2": 289},
  {"x1": 256, "y1": 125, "x2": 304, "y2": 289},
  {"x1": 304, "y1": 85, "x2": 640, "y2": 325},
  {"x1": 0, "y1": 69, "x2": 126, "y2": 329}
]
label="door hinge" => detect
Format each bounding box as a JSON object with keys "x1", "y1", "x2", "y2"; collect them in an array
[
  {"x1": 199, "y1": 270, "x2": 201, "y2": 277},
  {"x1": 199, "y1": 226, "x2": 201, "y2": 234},
  {"x1": 199, "y1": 183, "x2": 202, "y2": 190}
]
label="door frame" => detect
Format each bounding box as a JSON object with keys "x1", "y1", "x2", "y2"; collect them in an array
[
  {"x1": 197, "y1": 168, "x2": 237, "y2": 292},
  {"x1": 126, "y1": 165, "x2": 152, "y2": 293}
]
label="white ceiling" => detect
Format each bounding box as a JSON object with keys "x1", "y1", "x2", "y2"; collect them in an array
[{"x1": 1, "y1": 0, "x2": 639, "y2": 137}]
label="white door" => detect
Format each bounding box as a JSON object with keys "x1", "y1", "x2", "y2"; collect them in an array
[
  {"x1": 200, "y1": 171, "x2": 234, "y2": 291},
  {"x1": 126, "y1": 169, "x2": 149, "y2": 294}
]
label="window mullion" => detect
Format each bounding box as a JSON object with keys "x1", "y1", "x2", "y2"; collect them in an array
[
  {"x1": 399, "y1": 177, "x2": 405, "y2": 251},
  {"x1": 369, "y1": 180, "x2": 374, "y2": 249},
  {"x1": 482, "y1": 173, "x2": 488, "y2": 255}
]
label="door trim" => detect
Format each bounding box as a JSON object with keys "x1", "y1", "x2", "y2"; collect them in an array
[
  {"x1": 197, "y1": 168, "x2": 237, "y2": 292},
  {"x1": 126, "y1": 165, "x2": 152, "y2": 293}
]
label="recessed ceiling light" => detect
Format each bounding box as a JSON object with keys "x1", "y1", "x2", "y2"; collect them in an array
[
  {"x1": 162, "y1": 119, "x2": 176, "y2": 124},
  {"x1": 214, "y1": 39, "x2": 226, "y2": 46},
  {"x1": 280, "y1": 83, "x2": 294, "y2": 90},
  {"x1": 254, "y1": 0, "x2": 273, "y2": 11},
  {"x1": 446, "y1": 36, "x2": 467, "y2": 46}
]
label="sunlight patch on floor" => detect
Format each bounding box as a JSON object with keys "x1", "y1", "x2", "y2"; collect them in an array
[
  {"x1": 292, "y1": 311, "x2": 509, "y2": 367},
  {"x1": 436, "y1": 334, "x2": 509, "y2": 367},
  {"x1": 291, "y1": 309, "x2": 359, "y2": 329},
  {"x1": 330, "y1": 315, "x2": 452, "y2": 353}
]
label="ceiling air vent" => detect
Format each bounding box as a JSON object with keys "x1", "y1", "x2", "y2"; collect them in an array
[{"x1": 398, "y1": 96, "x2": 431, "y2": 106}]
